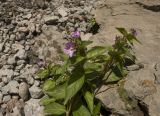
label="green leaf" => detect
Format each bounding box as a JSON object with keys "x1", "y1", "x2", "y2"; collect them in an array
[
  {"x1": 45, "y1": 83, "x2": 66, "y2": 100},
  {"x1": 105, "y1": 72, "x2": 122, "y2": 83},
  {"x1": 42, "y1": 80, "x2": 55, "y2": 91},
  {"x1": 116, "y1": 27, "x2": 128, "y2": 36},
  {"x1": 85, "y1": 71, "x2": 101, "y2": 81},
  {"x1": 82, "y1": 41, "x2": 93, "y2": 47},
  {"x1": 93, "y1": 102, "x2": 101, "y2": 116},
  {"x1": 127, "y1": 34, "x2": 141, "y2": 44},
  {"x1": 59, "y1": 53, "x2": 69, "y2": 61},
  {"x1": 56, "y1": 74, "x2": 69, "y2": 85},
  {"x1": 70, "y1": 56, "x2": 85, "y2": 65},
  {"x1": 84, "y1": 91, "x2": 94, "y2": 113},
  {"x1": 44, "y1": 102, "x2": 66, "y2": 115},
  {"x1": 64, "y1": 69, "x2": 85, "y2": 104},
  {"x1": 72, "y1": 100, "x2": 91, "y2": 116},
  {"x1": 86, "y1": 46, "x2": 106, "y2": 59},
  {"x1": 50, "y1": 64, "x2": 65, "y2": 76},
  {"x1": 36, "y1": 69, "x2": 50, "y2": 79},
  {"x1": 40, "y1": 96, "x2": 55, "y2": 106},
  {"x1": 84, "y1": 62, "x2": 104, "y2": 73},
  {"x1": 104, "y1": 66, "x2": 127, "y2": 84}
]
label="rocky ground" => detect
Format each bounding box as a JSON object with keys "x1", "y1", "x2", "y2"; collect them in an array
[{"x1": 0, "y1": 0, "x2": 160, "y2": 116}]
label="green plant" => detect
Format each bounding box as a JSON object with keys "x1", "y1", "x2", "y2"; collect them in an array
[{"x1": 36, "y1": 28, "x2": 140, "y2": 116}]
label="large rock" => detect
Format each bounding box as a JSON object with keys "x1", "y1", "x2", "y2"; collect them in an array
[
  {"x1": 92, "y1": 0, "x2": 160, "y2": 115},
  {"x1": 96, "y1": 86, "x2": 130, "y2": 115}
]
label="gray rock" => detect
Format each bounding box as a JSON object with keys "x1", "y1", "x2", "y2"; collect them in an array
[
  {"x1": 0, "y1": 92, "x2": 3, "y2": 104},
  {"x1": 9, "y1": 107, "x2": 22, "y2": 116},
  {"x1": 19, "y1": 82, "x2": 29, "y2": 101},
  {"x1": 96, "y1": 85, "x2": 130, "y2": 115},
  {"x1": 2, "y1": 77, "x2": 8, "y2": 84},
  {"x1": 155, "y1": 63, "x2": 160, "y2": 71},
  {"x1": 15, "y1": 32, "x2": 25, "y2": 41},
  {"x1": 8, "y1": 80, "x2": 19, "y2": 94},
  {"x1": 127, "y1": 64, "x2": 144, "y2": 71},
  {"x1": 7, "y1": 56, "x2": 16, "y2": 65},
  {"x1": 19, "y1": 65, "x2": 36, "y2": 85},
  {"x1": 0, "y1": 40, "x2": 7, "y2": 52},
  {"x1": 25, "y1": 45, "x2": 30, "y2": 51},
  {"x1": 0, "y1": 82, "x2": 5, "y2": 90},
  {"x1": 23, "y1": 13, "x2": 32, "y2": 19},
  {"x1": 81, "y1": 33, "x2": 93, "y2": 41},
  {"x1": 44, "y1": 15, "x2": 59, "y2": 25},
  {"x1": 28, "y1": 23, "x2": 36, "y2": 33},
  {"x1": 29, "y1": 85, "x2": 43, "y2": 99},
  {"x1": 3, "y1": 95, "x2": 11, "y2": 103},
  {"x1": 154, "y1": 72, "x2": 160, "y2": 84},
  {"x1": 9, "y1": 34, "x2": 16, "y2": 40},
  {"x1": 14, "y1": 48, "x2": 27, "y2": 60},
  {"x1": 13, "y1": 71, "x2": 20, "y2": 77},
  {"x1": 33, "y1": 80, "x2": 40, "y2": 87},
  {"x1": 1, "y1": 103, "x2": 7, "y2": 113},
  {"x1": 17, "y1": 60, "x2": 25, "y2": 66},
  {"x1": 32, "y1": 26, "x2": 66, "y2": 64},
  {"x1": 58, "y1": 7, "x2": 68, "y2": 17},
  {"x1": 1, "y1": 85, "x2": 10, "y2": 95},
  {"x1": 24, "y1": 98, "x2": 44, "y2": 116},
  {"x1": 143, "y1": 86, "x2": 160, "y2": 116},
  {"x1": 15, "y1": 64, "x2": 24, "y2": 70},
  {"x1": 124, "y1": 69, "x2": 156, "y2": 99}
]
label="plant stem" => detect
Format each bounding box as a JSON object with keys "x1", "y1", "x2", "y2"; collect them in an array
[
  {"x1": 95, "y1": 59, "x2": 114, "y2": 95},
  {"x1": 66, "y1": 100, "x2": 72, "y2": 116}
]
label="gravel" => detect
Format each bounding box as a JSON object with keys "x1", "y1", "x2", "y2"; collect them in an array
[{"x1": 0, "y1": 0, "x2": 104, "y2": 115}]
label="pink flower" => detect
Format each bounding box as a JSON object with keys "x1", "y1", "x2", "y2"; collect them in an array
[
  {"x1": 130, "y1": 28, "x2": 137, "y2": 36},
  {"x1": 71, "y1": 31, "x2": 80, "y2": 38},
  {"x1": 64, "y1": 42, "x2": 76, "y2": 57}
]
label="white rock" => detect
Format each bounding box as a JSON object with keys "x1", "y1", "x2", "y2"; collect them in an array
[
  {"x1": 3, "y1": 95, "x2": 11, "y2": 103},
  {"x1": 24, "y1": 99, "x2": 44, "y2": 116},
  {"x1": 7, "y1": 56, "x2": 16, "y2": 65},
  {"x1": 8, "y1": 80, "x2": 19, "y2": 94},
  {"x1": 29, "y1": 85, "x2": 43, "y2": 99},
  {"x1": 58, "y1": 6, "x2": 68, "y2": 17}
]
